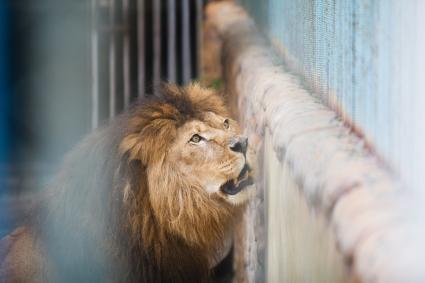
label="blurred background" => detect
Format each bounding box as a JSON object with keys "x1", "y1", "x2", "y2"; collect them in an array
[{"x1": 0, "y1": 0, "x2": 204, "y2": 237}]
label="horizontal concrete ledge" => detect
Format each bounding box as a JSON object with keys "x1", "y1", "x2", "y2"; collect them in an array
[{"x1": 205, "y1": 2, "x2": 425, "y2": 283}]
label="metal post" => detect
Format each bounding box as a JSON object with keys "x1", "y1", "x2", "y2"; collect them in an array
[
  {"x1": 109, "y1": 0, "x2": 117, "y2": 118},
  {"x1": 196, "y1": 0, "x2": 203, "y2": 78},
  {"x1": 167, "y1": 0, "x2": 176, "y2": 83},
  {"x1": 122, "y1": 0, "x2": 131, "y2": 108},
  {"x1": 137, "y1": 0, "x2": 145, "y2": 96},
  {"x1": 91, "y1": 0, "x2": 99, "y2": 128},
  {"x1": 182, "y1": 0, "x2": 191, "y2": 84},
  {"x1": 153, "y1": 0, "x2": 162, "y2": 93}
]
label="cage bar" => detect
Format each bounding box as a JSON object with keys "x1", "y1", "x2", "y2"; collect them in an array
[
  {"x1": 122, "y1": 0, "x2": 131, "y2": 109},
  {"x1": 195, "y1": 0, "x2": 203, "y2": 78},
  {"x1": 109, "y1": 0, "x2": 117, "y2": 118},
  {"x1": 167, "y1": 0, "x2": 176, "y2": 83},
  {"x1": 137, "y1": 0, "x2": 145, "y2": 96},
  {"x1": 91, "y1": 0, "x2": 99, "y2": 129},
  {"x1": 153, "y1": 0, "x2": 161, "y2": 94},
  {"x1": 182, "y1": 0, "x2": 191, "y2": 84}
]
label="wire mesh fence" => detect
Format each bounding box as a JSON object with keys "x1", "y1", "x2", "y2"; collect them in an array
[{"x1": 238, "y1": 0, "x2": 425, "y2": 197}]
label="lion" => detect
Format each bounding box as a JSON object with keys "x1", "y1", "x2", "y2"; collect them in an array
[{"x1": 0, "y1": 83, "x2": 255, "y2": 283}]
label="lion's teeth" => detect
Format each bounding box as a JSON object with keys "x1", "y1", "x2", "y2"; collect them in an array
[{"x1": 235, "y1": 172, "x2": 248, "y2": 186}]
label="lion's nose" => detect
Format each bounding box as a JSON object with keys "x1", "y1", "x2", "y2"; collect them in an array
[{"x1": 229, "y1": 136, "x2": 248, "y2": 154}]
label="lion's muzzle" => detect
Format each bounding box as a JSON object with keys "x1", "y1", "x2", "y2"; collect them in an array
[
  {"x1": 229, "y1": 136, "x2": 248, "y2": 156},
  {"x1": 220, "y1": 163, "x2": 253, "y2": 195}
]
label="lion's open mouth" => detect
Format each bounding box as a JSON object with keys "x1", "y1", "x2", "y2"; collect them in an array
[{"x1": 220, "y1": 164, "x2": 254, "y2": 195}]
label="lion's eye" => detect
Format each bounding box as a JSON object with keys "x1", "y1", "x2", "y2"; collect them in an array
[
  {"x1": 223, "y1": 119, "x2": 230, "y2": 129},
  {"x1": 190, "y1": 134, "x2": 202, "y2": 143}
]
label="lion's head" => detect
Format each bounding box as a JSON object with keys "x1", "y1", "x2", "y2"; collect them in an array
[{"x1": 119, "y1": 83, "x2": 254, "y2": 252}]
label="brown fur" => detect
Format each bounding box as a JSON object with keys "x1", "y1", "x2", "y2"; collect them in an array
[{"x1": 0, "y1": 83, "x2": 250, "y2": 283}]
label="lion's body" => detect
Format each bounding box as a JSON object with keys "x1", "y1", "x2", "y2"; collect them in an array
[{"x1": 0, "y1": 84, "x2": 252, "y2": 283}]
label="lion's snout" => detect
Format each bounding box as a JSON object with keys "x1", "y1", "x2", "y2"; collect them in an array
[{"x1": 228, "y1": 136, "x2": 248, "y2": 155}]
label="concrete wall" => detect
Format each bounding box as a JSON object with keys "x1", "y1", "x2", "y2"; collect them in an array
[{"x1": 264, "y1": 133, "x2": 348, "y2": 283}]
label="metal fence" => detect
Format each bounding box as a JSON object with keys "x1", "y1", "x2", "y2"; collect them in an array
[
  {"x1": 239, "y1": 0, "x2": 425, "y2": 197},
  {"x1": 91, "y1": 0, "x2": 204, "y2": 128}
]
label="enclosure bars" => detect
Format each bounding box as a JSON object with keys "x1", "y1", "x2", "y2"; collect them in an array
[
  {"x1": 108, "y1": 0, "x2": 117, "y2": 118},
  {"x1": 90, "y1": 0, "x2": 205, "y2": 128},
  {"x1": 167, "y1": 0, "x2": 176, "y2": 83},
  {"x1": 152, "y1": 0, "x2": 161, "y2": 94},
  {"x1": 122, "y1": 0, "x2": 131, "y2": 109},
  {"x1": 136, "y1": 0, "x2": 145, "y2": 100},
  {"x1": 90, "y1": 0, "x2": 99, "y2": 128},
  {"x1": 204, "y1": 2, "x2": 425, "y2": 283}
]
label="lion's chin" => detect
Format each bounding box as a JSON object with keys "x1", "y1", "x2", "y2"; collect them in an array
[{"x1": 220, "y1": 164, "x2": 254, "y2": 196}]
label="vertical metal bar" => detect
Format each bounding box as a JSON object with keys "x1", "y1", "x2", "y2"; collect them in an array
[
  {"x1": 153, "y1": 0, "x2": 162, "y2": 93},
  {"x1": 167, "y1": 0, "x2": 176, "y2": 82},
  {"x1": 122, "y1": 0, "x2": 131, "y2": 108},
  {"x1": 137, "y1": 0, "x2": 145, "y2": 96},
  {"x1": 182, "y1": 0, "x2": 191, "y2": 84},
  {"x1": 196, "y1": 0, "x2": 203, "y2": 79},
  {"x1": 109, "y1": 0, "x2": 117, "y2": 118},
  {"x1": 91, "y1": 0, "x2": 99, "y2": 129}
]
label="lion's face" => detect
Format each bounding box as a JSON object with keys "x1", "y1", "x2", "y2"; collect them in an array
[
  {"x1": 168, "y1": 111, "x2": 254, "y2": 205},
  {"x1": 120, "y1": 84, "x2": 254, "y2": 244}
]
